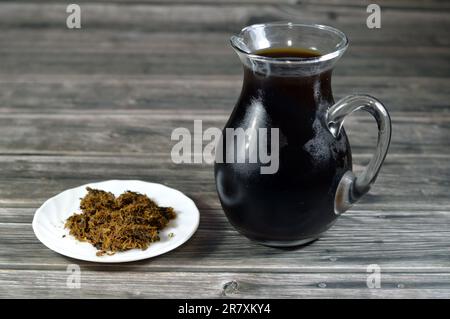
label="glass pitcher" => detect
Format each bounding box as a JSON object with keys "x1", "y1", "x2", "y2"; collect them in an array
[{"x1": 214, "y1": 23, "x2": 391, "y2": 246}]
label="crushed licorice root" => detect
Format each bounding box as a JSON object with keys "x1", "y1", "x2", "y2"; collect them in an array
[{"x1": 65, "y1": 187, "x2": 176, "y2": 256}]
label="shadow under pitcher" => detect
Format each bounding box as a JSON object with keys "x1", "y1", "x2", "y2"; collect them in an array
[{"x1": 214, "y1": 23, "x2": 392, "y2": 247}]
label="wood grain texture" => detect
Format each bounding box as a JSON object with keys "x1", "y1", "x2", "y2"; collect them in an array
[
  {"x1": 5, "y1": 0, "x2": 450, "y2": 6},
  {"x1": 2, "y1": 270, "x2": 450, "y2": 299},
  {"x1": 1, "y1": 207, "x2": 450, "y2": 272},
  {"x1": 0, "y1": 75, "x2": 449, "y2": 113},
  {"x1": 0, "y1": 112, "x2": 448, "y2": 156},
  {"x1": 0, "y1": 0, "x2": 449, "y2": 298}
]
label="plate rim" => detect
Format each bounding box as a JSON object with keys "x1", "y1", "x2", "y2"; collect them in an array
[{"x1": 32, "y1": 179, "x2": 200, "y2": 263}]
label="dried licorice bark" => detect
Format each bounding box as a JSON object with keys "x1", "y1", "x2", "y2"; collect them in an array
[{"x1": 65, "y1": 187, "x2": 176, "y2": 256}]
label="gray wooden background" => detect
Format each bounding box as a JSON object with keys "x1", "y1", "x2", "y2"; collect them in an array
[{"x1": 0, "y1": 0, "x2": 449, "y2": 298}]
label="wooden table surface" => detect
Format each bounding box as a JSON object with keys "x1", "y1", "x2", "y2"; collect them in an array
[{"x1": 0, "y1": 0, "x2": 449, "y2": 298}]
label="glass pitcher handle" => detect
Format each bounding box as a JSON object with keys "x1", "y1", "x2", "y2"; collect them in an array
[{"x1": 326, "y1": 95, "x2": 392, "y2": 214}]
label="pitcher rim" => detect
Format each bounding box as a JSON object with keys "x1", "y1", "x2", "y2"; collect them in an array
[{"x1": 230, "y1": 22, "x2": 349, "y2": 65}]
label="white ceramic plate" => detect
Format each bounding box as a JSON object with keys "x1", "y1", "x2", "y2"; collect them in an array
[{"x1": 32, "y1": 180, "x2": 200, "y2": 263}]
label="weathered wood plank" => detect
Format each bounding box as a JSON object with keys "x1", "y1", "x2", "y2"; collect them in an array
[
  {"x1": 0, "y1": 154, "x2": 448, "y2": 210},
  {"x1": 2, "y1": 28, "x2": 448, "y2": 51},
  {"x1": 2, "y1": 29, "x2": 449, "y2": 51},
  {"x1": 1, "y1": 3, "x2": 448, "y2": 32},
  {"x1": 0, "y1": 155, "x2": 448, "y2": 210},
  {"x1": 0, "y1": 3, "x2": 448, "y2": 79},
  {"x1": 0, "y1": 75, "x2": 448, "y2": 114},
  {"x1": 0, "y1": 112, "x2": 447, "y2": 156},
  {"x1": 1, "y1": 48, "x2": 447, "y2": 77},
  {"x1": 1, "y1": 270, "x2": 450, "y2": 298},
  {"x1": 1, "y1": 207, "x2": 449, "y2": 272},
  {"x1": 6, "y1": 0, "x2": 450, "y2": 9},
  {"x1": 1, "y1": 33, "x2": 448, "y2": 76},
  {"x1": 0, "y1": 184, "x2": 449, "y2": 212},
  {"x1": 0, "y1": 162, "x2": 448, "y2": 215},
  {"x1": 0, "y1": 4, "x2": 448, "y2": 47}
]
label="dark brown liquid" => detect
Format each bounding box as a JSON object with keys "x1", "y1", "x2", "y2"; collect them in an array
[
  {"x1": 254, "y1": 47, "x2": 321, "y2": 59},
  {"x1": 215, "y1": 47, "x2": 352, "y2": 244}
]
